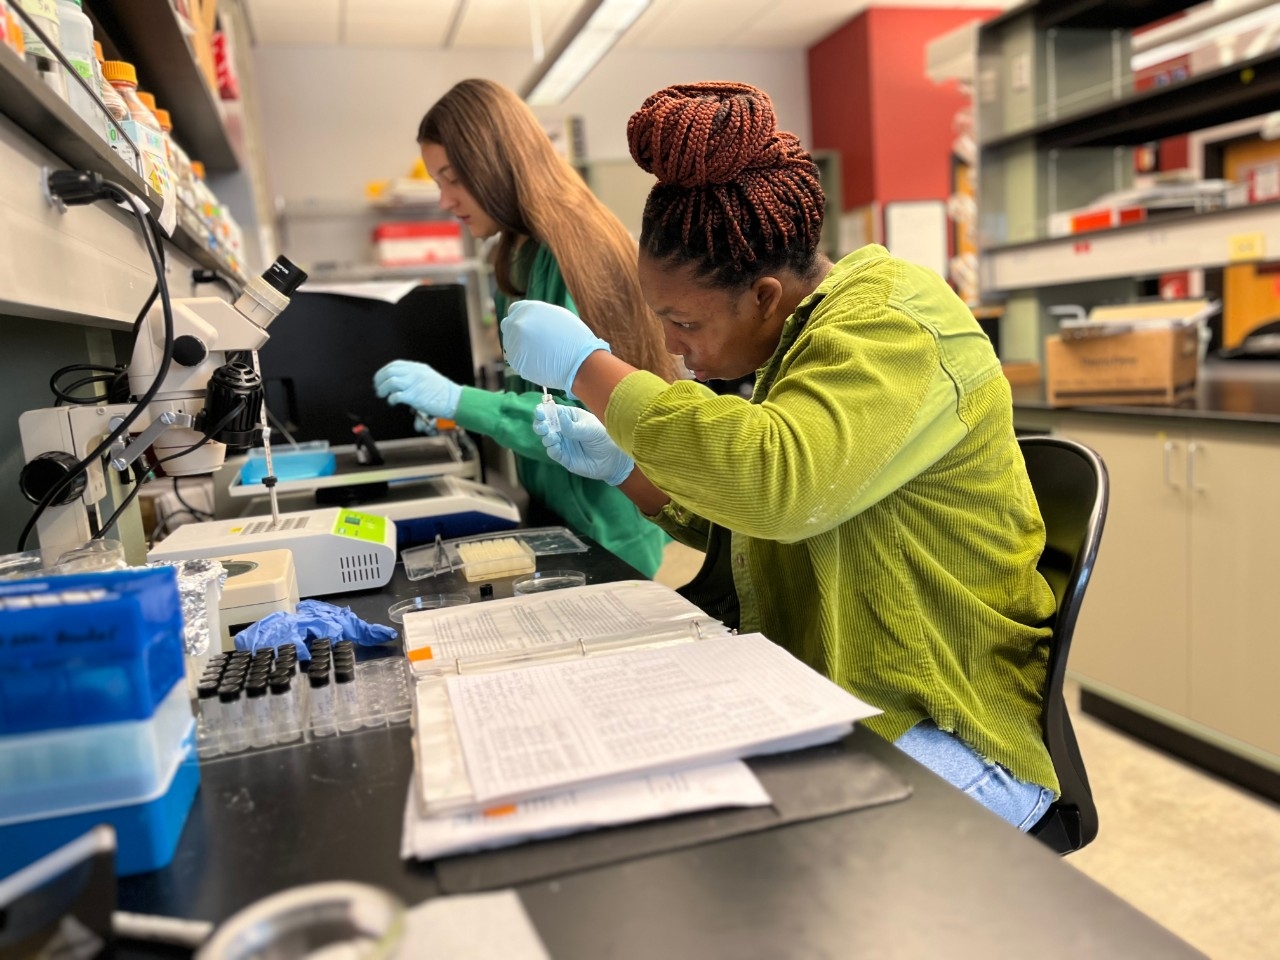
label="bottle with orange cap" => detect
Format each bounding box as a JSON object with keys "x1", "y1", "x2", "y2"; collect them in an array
[
  {"x1": 102, "y1": 60, "x2": 160, "y2": 131},
  {"x1": 0, "y1": 1, "x2": 24, "y2": 57},
  {"x1": 153, "y1": 106, "x2": 197, "y2": 213},
  {"x1": 93, "y1": 43, "x2": 128, "y2": 122}
]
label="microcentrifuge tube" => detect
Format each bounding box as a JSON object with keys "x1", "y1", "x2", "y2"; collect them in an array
[
  {"x1": 218, "y1": 685, "x2": 248, "y2": 754},
  {"x1": 245, "y1": 680, "x2": 273, "y2": 748},
  {"x1": 308, "y1": 671, "x2": 336, "y2": 738},
  {"x1": 195, "y1": 681, "x2": 222, "y2": 759},
  {"x1": 539, "y1": 388, "x2": 560, "y2": 438},
  {"x1": 334, "y1": 665, "x2": 362, "y2": 732},
  {"x1": 270, "y1": 674, "x2": 301, "y2": 743}
]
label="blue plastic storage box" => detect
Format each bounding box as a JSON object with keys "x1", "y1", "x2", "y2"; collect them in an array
[
  {"x1": 0, "y1": 566, "x2": 185, "y2": 735},
  {"x1": 0, "y1": 743, "x2": 200, "y2": 877}
]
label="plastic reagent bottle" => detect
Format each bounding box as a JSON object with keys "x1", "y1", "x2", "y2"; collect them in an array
[
  {"x1": 102, "y1": 60, "x2": 160, "y2": 130},
  {"x1": 92, "y1": 42, "x2": 127, "y2": 120},
  {"x1": 17, "y1": 0, "x2": 66, "y2": 100},
  {"x1": 54, "y1": 0, "x2": 97, "y2": 130}
]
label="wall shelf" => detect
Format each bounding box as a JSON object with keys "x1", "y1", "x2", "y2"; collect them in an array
[
  {"x1": 303, "y1": 260, "x2": 489, "y2": 285},
  {"x1": 90, "y1": 0, "x2": 243, "y2": 173},
  {"x1": 981, "y1": 199, "x2": 1280, "y2": 293},
  {"x1": 982, "y1": 48, "x2": 1280, "y2": 151},
  {"x1": 1035, "y1": 0, "x2": 1197, "y2": 30},
  {"x1": 0, "y1": 42, "x2": 244, "y2": 316}
]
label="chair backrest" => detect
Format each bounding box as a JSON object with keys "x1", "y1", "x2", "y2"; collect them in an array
[{"x1": 1017, "y1": 436, "x2": 1109, "y2": 854}]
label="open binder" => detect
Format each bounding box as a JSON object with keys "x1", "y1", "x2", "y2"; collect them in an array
[{"x1": 402, "y1": 581, "x2": 881, "y2": 817}]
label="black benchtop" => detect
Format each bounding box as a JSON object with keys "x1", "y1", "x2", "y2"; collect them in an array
[{"x1": 1012, "y1": 361, "x2": 1280, "y2": 425}]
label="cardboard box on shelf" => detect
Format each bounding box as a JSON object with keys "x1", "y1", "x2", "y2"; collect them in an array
[
  {"x1": 1045, "y1": 323, "x2": 1199, "y2": 407},
  {"x1": 373, "y1": 221, "x2": 463, "y2": 267}
]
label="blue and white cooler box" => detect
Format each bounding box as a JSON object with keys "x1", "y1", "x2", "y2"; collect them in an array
[{"x1": 0, "y1": 567, "x2": 200, "y2": 877}]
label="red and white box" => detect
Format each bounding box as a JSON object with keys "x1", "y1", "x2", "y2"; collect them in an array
[{"x1": 373, "y1": 222, "x2": 464, "y2": 266}]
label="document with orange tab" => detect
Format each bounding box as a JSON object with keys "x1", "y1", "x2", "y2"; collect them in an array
[{"x1": 406, "y1": 581, "x2": 882, "y2": 818}]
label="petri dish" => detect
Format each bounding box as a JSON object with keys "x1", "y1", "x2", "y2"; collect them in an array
[
  {"x1": 512, "y1": 569, "x2": 587, "y2": 596},
  {"x1": 387, "y1": 593, "x2": 471, "y2": 624}
]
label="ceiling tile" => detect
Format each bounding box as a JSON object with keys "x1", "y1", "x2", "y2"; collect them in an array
[
  {"x1": 245, "y1": 0, "x2": 341, "y2": 44},
  {"x1": 452, "y1": 0, "x2": 588, "y2": 49},
  {"x1": 342, "y1": 0, "x2": 458, "y2": 46}
]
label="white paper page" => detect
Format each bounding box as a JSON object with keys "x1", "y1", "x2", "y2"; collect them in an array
[
  {"x1": 402, "y1": 761, "x2": 769, "y2": 861},
  {"x1": 404, "y1": 580, "x2": 725, "y2": 667},
  {"x1": 443, "y1": 633, "x2": 880, "y2": 808},
  {"x1": 391, "y1": 890, "x2": 549, "y2": 960}
]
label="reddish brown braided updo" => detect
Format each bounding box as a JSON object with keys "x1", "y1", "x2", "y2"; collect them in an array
[{"x1": 627, "y1": 82, "x2": 825, "y2": 287}]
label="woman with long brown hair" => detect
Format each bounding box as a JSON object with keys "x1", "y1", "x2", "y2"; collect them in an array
[
  {"x1": 500, "y1": 82, "x2": 1060, "y2": 830},
  {"x1": 374, "y1": 79, "x2": 674, "y2": 576}
]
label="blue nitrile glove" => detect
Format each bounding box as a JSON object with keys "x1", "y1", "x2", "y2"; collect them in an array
[
  {"x1": 234, "y1": 599, "x2": 398, "y2": 657},
  {"x1": 373, "y1": 360, "x2": 462, "y2": 419},
  {"x1": 533, "y1": 404, "x2": 634, "y2": 486},
  {"x1": 500, "y1": 300, "x2": 611, "y2": 397}
]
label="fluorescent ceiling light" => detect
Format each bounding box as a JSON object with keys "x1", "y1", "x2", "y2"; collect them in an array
[{"x1": 522, "y1": 0, "x2": 651, "y2": 106}]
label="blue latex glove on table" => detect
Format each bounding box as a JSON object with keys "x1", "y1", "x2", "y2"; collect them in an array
[
  {"x1": 534, "y1": 404, "x2": 634, "y2": 486},
  {"x1": 373, "y1": 360, "x2": 462, "y2": 419},
  {"x1": 500, "y1": 300, "x2": 611, "y2": 397},
  {"x1": 233, "y1": 599, "x2": 398, "y2": 657}
]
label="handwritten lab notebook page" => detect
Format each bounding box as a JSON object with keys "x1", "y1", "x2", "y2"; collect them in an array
[
  {"x1": 403, "y1": 580, "x2": 727, "y2": 668},
  {"x1": 444, "y1": 633, "x2": 880, "y2": 809}
]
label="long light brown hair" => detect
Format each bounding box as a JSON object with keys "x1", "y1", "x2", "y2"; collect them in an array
[{"x1": 419, "y1": 79, "x2": 676, "y2": 382}]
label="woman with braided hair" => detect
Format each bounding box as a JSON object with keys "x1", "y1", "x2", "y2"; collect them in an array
[
  {"x1": 502, "y1": 82, "x2": 1058, "y2": 829},
  {"x1": 373, "y1": 79, "x2": 675, "y2": 577}
]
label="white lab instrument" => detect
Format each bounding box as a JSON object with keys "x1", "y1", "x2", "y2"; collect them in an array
[
  {"x1": 18, "y1": 258, "x2": 307, "y2": 559},
  {"x1": 148, "y1": 508, "x2": 396, "y2": 598},
  {"x1": 210, "y1": 549, "x2": 300, "y2": 650}
]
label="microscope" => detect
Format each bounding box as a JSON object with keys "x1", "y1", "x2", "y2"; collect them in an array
[{"x1": 18, "y1": 256, "x2": 309, "y2": 558}]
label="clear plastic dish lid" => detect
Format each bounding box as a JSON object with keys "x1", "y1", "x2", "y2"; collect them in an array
[{"x1": 402, "y1": 526, "x2": 588, "y2": 581}]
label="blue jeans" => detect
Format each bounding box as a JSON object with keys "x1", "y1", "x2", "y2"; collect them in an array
[{"x1": 894, "y1": 721, "x2": 1054, "y2": 831}]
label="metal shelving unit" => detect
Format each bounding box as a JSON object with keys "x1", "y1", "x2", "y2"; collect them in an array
[
  {"x1": 974, "y1": 0, "x2": 1280, "y2": 361},
  {"x1": 88, "y1": 0, "x2": 243, "y2": 172},
  {"x1": 0, "y1": 41, "x2": 244, "y2": 312},
  {"x1": 983, "y1": 47, "x2": 1280, "y2": 151},
  {"x1": 303, "y1": 259, "x2": 489, "y2": 285},
  {"x1": 983, "y1": 199, "x2": 1280, "y2": 293}
]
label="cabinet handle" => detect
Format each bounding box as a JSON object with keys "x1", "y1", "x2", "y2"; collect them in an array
[
  {"x1": 1188, "y1": 442, "x2": 1201, "y2": 492},
  {"x1": 1163, "y1": 440, "x2": 1180, "y2": 489}
]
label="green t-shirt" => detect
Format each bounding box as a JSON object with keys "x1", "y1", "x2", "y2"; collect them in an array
[
  {"x1": 453, "y1": 241, "x2": 668, "y2": 578},
  {"x1": 606, "y1": 245, "x2": 1059, "y2": 792}
]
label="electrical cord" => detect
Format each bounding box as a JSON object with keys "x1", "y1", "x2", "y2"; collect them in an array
[
  {"x1": 171, "y1": 475, "x2": 213, "y2": 520},
  {"x1": 16, "y1": 175, "x2": 174, "y2": 552},
  {"x1": 95, "y1": 399, "x2": 248, "y2": 540}
]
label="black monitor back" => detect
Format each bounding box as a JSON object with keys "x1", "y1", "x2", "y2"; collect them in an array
[{"x1": 257, "y1": 284, "x2": 474, "y2": 446}]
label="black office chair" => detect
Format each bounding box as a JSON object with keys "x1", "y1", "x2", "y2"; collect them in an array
[{"x1": 1018, "y1": 437, "x2": 1109, "y2": 855}]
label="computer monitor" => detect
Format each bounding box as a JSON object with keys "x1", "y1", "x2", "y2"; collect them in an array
[{"x1": 257, "y1": 284, "x2": 474, "y2": 447}]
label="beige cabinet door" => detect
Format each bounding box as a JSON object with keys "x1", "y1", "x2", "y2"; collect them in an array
[
  {"x1": 1057, "y1": 419, "x2": 1192, "y2": 714},
  {"x1": 1187, "y1": 429, "x2": 1280, "y2": 756}
]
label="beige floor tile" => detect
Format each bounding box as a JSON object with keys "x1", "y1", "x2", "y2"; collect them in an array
[{"x1": 1064, "y1": 681, "x2": 1280, "y2": 959}]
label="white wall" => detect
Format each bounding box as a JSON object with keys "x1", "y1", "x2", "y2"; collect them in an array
[{"x1": 252, "y1": 44, "x2": 811, "y2": 205}]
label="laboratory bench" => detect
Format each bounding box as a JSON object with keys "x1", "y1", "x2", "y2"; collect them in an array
[
  {"x1": 114, "y1": 544, "x2": 1201, "y2": 959},
  {"x1": 1012, "y1": 360, "x2": 1280, "y2": 804}
]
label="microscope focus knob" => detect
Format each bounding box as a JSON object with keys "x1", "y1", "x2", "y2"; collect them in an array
[
  {"x1": 20, "y1": 452, "x2": 87, "y2": 505},
  {"x1": 172, "y1": 335, "x2": 208, "y2": 367}
]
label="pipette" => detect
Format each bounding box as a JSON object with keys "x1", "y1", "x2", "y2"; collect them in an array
[{"x1": 539, "y1": 387, "x2": 561, "y2": 438}]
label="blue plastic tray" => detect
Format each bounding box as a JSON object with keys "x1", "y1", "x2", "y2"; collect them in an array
[{"x1": 0, "y1": 745, "x2": 200, "y2": 878}]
